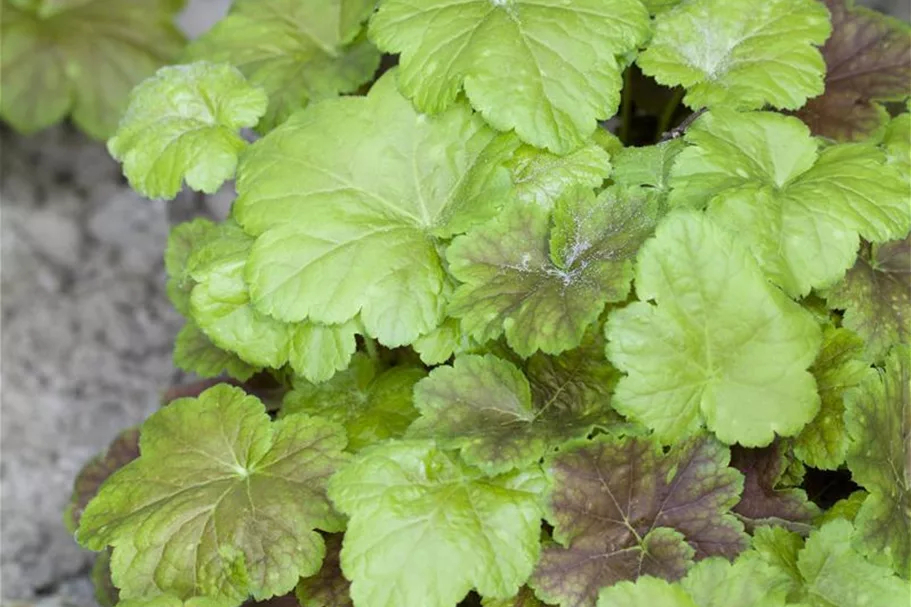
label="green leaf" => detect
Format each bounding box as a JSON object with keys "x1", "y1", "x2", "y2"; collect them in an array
[
  {"x1": 166, "y1": 218, "x2": 217, "y2": 316},
  {"x1": 730, "y1": 442, "x2": 820, "y2": 535},
  {"x1": 825, "y1": 236, "x2": 911, "y2": 362},
  {"x1": 531, "y1": 435, "x2": 748, "y2": 607},
  {"x1": 235, "y1": 70, "x2": 514, "y2": 346},
  {"x1": 669, "y1": 110, "x2": 910, "y2": 297},
  {"x1": 610, "y1": 139, "x2": 684, "y2": 206},
  {"x1": 91, "y1": 550, "x2": 118, "y2": 607},
  {"x1": 173, "y1": 321, "x2": 259, "y2": 382},
  {"x1": 448, "y1": 185, "x2": 656, "y2": 357},
  {"x1": 369, "y1": 0, "x2": 651, "y2": 153},
  {"x1": 637, "y1": 0, "x2": 830, "y2": 111},
  {"x1": 409, "y1": 346, "x2": 619, "y2": 473},
  {"x1": 845, "y1": 346, "x2": 911, "y2": 577},
  {"x1": 605, "y1": 211, "x2": 822, "y2": 446},
  {"x1": 0, "y1": 0, "x2": 185, "y2": 139},
  {"x1": 77, "y1": 384, "x2": 349, "y2": 603},
  {"x1": 507, "y1": 140, "x2": 612, "y2": 208},
  {"x1": 795, "y1": 520, "x2": 909, "y2": 605},
  {"x1": 793, "y1": 327, "x2": 871, "y2": 469},
  {"x1": 108, "y1": 62, "x2": 267, "y2": 200},
  {"x1": 185, "y1": 0, "x2": 380, "y2": 132},
  {"x1": 816, "y1": 491, "x2": 868, "y2": 526},
  {"x1": 794, "y1": 0, "x2": 911, "y2": 141},
  {"x1": 186, "y1": 222, "x2": 358, "y2": 382},
  {"x1": 328, "y1": 440, "x2": 546, "y2": 607},
  {"x1": 295, "y1": 534, "x2": 351, "y2": 607},
  {"x1": 883, "y1": 112, "x2": 910, "y2": 179},
  {"x1": 65, "y1": 427, "x2": 140, "y2": 533},
  {"x1": 282, "y1": 353, "x2": 425, "y2": 452},
  {"x1": 117, "y1": 596, "x2": 227, "y2": 607},
  {"x1": 482, "y1": 586, "x2": 547, "y2": 607}
]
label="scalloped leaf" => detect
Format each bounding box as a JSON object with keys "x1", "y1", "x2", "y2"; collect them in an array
[
  {"x1": 448, "y1": 185, "x2": 657, "y2": 357},
  {"x1": 173, "y1": 321, "x2": 259, "y2": 382},
  {"x1": 185, "y1": 0, "x2": 380, "y2": 132},
  {"x1": 328, "y1": 440, "x2": 546, "y2": 607},
  {"x1": 369, "y1": 0, "x2": 651, "y2": 153},
  {"x1": 531, "y1": 435, "x2": 748, "y2": 607},
  {"x1": 637, "y1": 0, "x2": 830, "y2": 111},
  {"x1": 77, "y1": 384, "x2": 350, "y2": 603},
  {"x1": 0, "y1": 0, "x2": 185, "y2": 138},
  {"x1": 794, "y1": 0, "x2": 911, "y2": 141},
  {"x1": 605, "y1": 211, "x2": 822, "y2": 446},
  {"x1": 507, "y1": 140, "x2": 612, "y2": 208},
  {"x1": 108, "y1": 62, "x2": 267, "y2": 200}
]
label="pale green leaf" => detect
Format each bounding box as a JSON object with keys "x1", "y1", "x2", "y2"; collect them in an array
[
  {"x1": 235, "y1": 70, "x2": 514, "y2": 346},
  {"x1": 669, "y1": 110, "x2": 910, "y2": 296},
  {"x1": 77, "y1": 384, "x2": 349, "y2": 603},
  {"x1": 507, "y1": 140, "x2": 612, "y2": 208},
  {"x1": 173, "y1": 321, "x2": 259, "y2": 381},
  {"x1": 638, "y1": 0, "x2": 830, "y2": 111},
  {"x1": 328, "y1": 440, "x2": 546, "y2": 607},
  {"x1": 185, "y1": 0, "x2": 380, "y2": 132},
  {"x1": 369, "y1": 0, "x2": 651, "y2": 153},
  {"x1": 0, "y1": 0, "x2": 185, "y2": 139},
  {"x1": 165, "y1": 218, "x2": 217, "y2": 316},
  {"x1": 605, "y1": 211, "x2": 822, "y2": 446},
  {"x1": 108, "y1": 62, "x2": 267, "y2": 200}
]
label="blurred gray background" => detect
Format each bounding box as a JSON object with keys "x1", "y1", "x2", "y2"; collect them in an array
[{"x1": 1, "y1": 0, "x2": 908, "y2": 604}]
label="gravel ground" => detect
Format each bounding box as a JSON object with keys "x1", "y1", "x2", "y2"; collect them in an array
[{"x1": 0, "y1": 0, "x2": 906, "y2": 604}]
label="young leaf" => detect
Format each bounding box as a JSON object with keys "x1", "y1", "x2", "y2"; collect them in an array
[
  {"x1": 369, "y1": 0, "x2": 651, "y2": 153},
  {"x1": 166, "y1": 218, "x2": 217, "y2": 316},
  {"x1": 610, "y1": 139, "x2": 684, "y2": 205},
  {"x1": 186, "y1": 222, "x2": 358, "y2": 382},
  {"x1": 883, "y1": 111, "x2": 911, "y2": 179},
  {"x1": 794, "y1": 520, "x2": 909, "y2": 605},
  {"x1": 845, "y1": 346, "x2": 911, "y2": 577},
  {"x1": 792, "y1": 326, "x2": 871, "y2": 469},
  {"x1": 328, "y1": 440, "x2": 546, "y2": 607},
  {"x1": 65, "y1": 427, "x2": 140, "y2": 533},
  {"x1": 185, "y1": 0, "x2": 380, "y2": 132},
  {"x1": 77, "y1": 384, "x2": 350, "y2": 603},
  {"x1": 448, "y1": 186, "x2": 656, "y2": 357},
  {"x1": 482, "y1": 586, "x2": 547, "y2": 607},
  {"x1": 605, "y1": 211, "x2": 822, "y2": 447},
  {"x1": 295, "y1": 534, "x2": 351, "y2": 607},
  {"x1": 507, "y1": 141, "x2": 612, "y2": 208},
  {"x1": 794, "y1": 0, "x2": 911, "y2": 141},
  {"x1": 0, "y1": 0, "x2": 185, "y2": 139},
  {"x1": 637, "y1": 0, "x2": 831, "y2": 111},
  {"x1": 825, "y1": 236, "x2": 910, "y2": 362},
  {"x1": 235, "y1": 70, "x2": 514, "y2": 346},
  {"x1": 409, "y1": 349, "x2": 618, "y2": 474},
  {"x1": 730, "y1": 442, "x2": 820, "y2": 535},
  {"x1": 669, "y1": 110, "x2": 910, "y2": 297},
  {"x1": 531, "y1": 435, "x2": 748, "y2": 607},
  {"x1": 173, "y1": 321, "x2": 259, "y2": 382},
  {"x1": 281, "y1": 353, "x2": 425, "y2": 452},
  {"x1": 108, "y1": 62, "x2": 268, "y2": 200}
]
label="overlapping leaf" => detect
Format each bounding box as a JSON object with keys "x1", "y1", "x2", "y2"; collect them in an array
[
  {"x1": 186, "y1": 0, "x2": 380, "y2": 132},
  {"x1": 845, "y1": 346, "x2": 911, "y2": 577},
  {"x1": 507, "y1": 141, "x2": 612, "y2": 208},
  {"x1": 669, "y1": 110, "x2": 909, "y2": 296},
  {"x1": 77, "y1": 385, "x2": 349, "y2": 603},
  {"x1": 173, "y1": 321, "x2": 259, "y2": 381},
  {"x1": 793, "y1": 327, "x2": 871, "y2": 469},
  {"x1": 826, "y1": 236, "x2": 910, "y2": 362},
  {"x1": 235, "y1": 70, "x2": 514, "y2": 347},
  {"x1": 483, "y1": 587, "x2": 547, "y2": 607},
  {"x1": 638, "y1": 0, "x2": 830, "y2": 111},
  {"x1": 282, "y1": 353, "x2": 425, "y2": 451},
  {"x1": 795, "y1": 0, "x2": 911, "y2": 141},
  {"x1": 730, "y1": 442, "x2": 820, "y2": 535},
  {"x1": 605, "y1": 211, "x2": 822, "y2": 446},
  {"x1": 409, "y1": 342, "x2": 620, "y2": 473},
  {"x1": 531, "y1": 435, "x2": 748, "y2": 607},
  {"x1": 165, "y1": 218, "x2": 217, "y2": 316},
  {"x1": 295, "y1": 534, "x2": 351, "y2": 607},
  {"x1": 108, "y1": 62, "x2": 267, "y2": 200},
  {"x1": 448, "y1": 185, "x2": 657, "y2": 357},
  {"x1": 328, "y1": 440, "x2": 546, "y2": 607},
  {"x1": 610, "y1": 139, "x2": 684, "y2": 207},
  {"x1": 369, "y1": 0, "x2": 651, "y2": 153},
  {"x1": 0, "y1": 0, "x2": 185, "y2": 138}
]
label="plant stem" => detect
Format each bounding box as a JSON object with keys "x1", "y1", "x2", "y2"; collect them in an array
[
  {"x1": 655, "y1": 88, "x2": 685, "y2": 141},
  {"x1": 619, "y1": 67, "x2": 633, "y2": 144}
]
